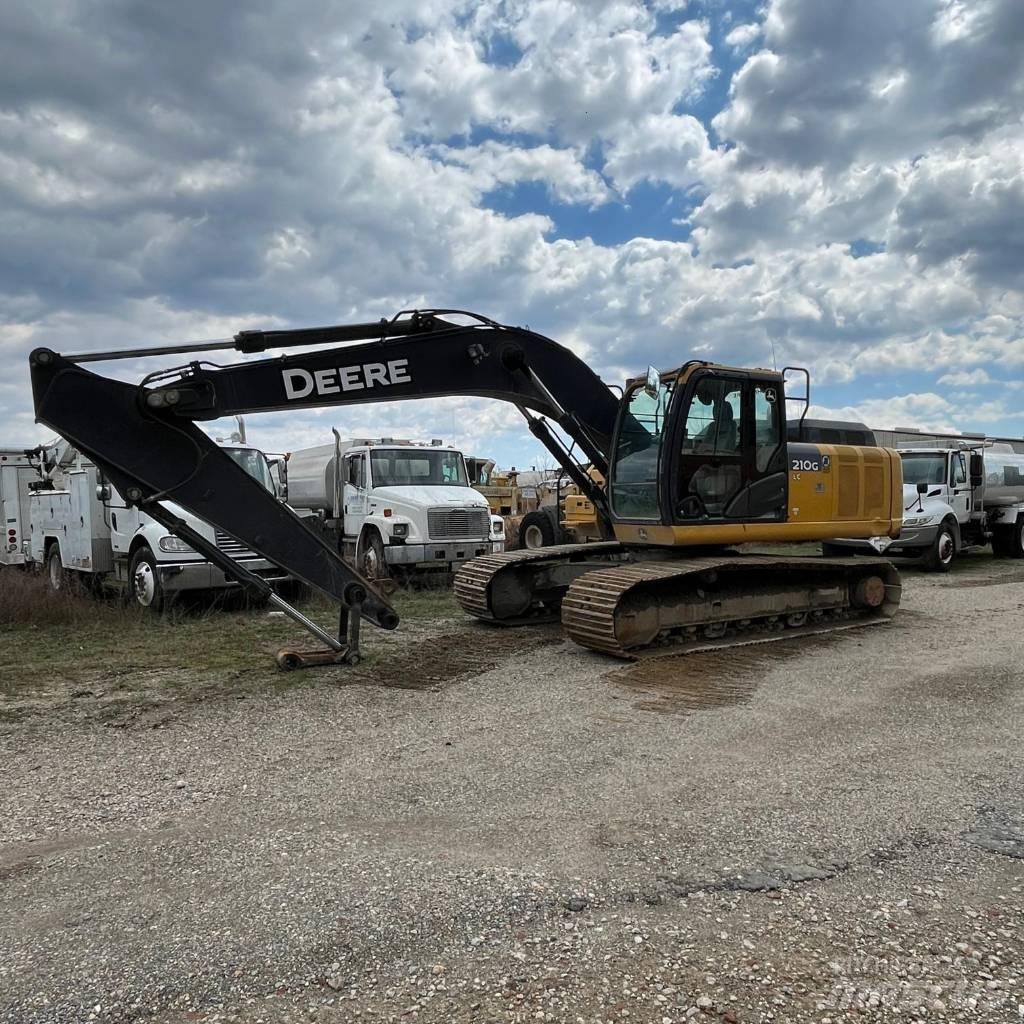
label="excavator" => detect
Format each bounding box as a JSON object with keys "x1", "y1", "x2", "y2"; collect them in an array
[{"x1": 29, "y1": 309, "x2": 902, "y2": 668}]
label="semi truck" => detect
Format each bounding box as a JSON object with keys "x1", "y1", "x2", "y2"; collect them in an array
[
  {"x1": 825, "y1": 442, "x2": 1024, "y2": 570},
  {"x1": 21, "y1": 437, "x2": 289, "y2": 607},
  {"x1": 283, "y1": 436, "x2": 505, "y2": 578}
]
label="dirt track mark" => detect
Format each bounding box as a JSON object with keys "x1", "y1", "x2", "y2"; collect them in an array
[
  {"x1": 347, "y1": 620, "x2": 564, "y2": 691},
  {"x1": 610, "y1": 633, "x2": 847, "y2": 714}
]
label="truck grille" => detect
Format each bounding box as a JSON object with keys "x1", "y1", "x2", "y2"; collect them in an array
[
  {"x1": 427, "y1": 507, "x2": 489, "y2": 540},
  {"x1": 216, "y1": 530, "x2": 259, "y2": 560}
]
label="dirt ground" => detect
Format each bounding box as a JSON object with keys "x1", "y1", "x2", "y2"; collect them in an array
[{"x1": 2, "y1": 553, "x2": 1023, "y2": 1023}]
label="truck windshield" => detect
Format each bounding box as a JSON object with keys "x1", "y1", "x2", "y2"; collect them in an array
[
  {"x1": 370, "y1": 450, "x2": 469, "y2": 487},
  {"x1": 900, "y1": 453, "x2": 947, "y2": 486},
  {"x1": 224, "y1": 447, "x2": 275, "y2": 492}
]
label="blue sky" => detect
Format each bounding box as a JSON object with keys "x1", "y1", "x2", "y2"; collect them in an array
[{"x1": 2, "y1": 0, "x2": 1023, "y2": 467}]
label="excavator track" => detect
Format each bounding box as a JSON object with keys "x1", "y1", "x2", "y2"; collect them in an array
[
  {"x1": 561, "y1": 555, "x2": 901, "y2": 659},
  {"x1": 454, "y1": 542, "x2": 626, "y2": 623}
]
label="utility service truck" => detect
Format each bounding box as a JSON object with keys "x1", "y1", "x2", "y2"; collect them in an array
[
  {"x1": 825, "y1": 441, "x2": 1024, "y2": 570},
  {"x1": 1, "y1": 447, "x2": 37, "y2": 567},
  {"x1": 23, "y1": 437, "x2": 288, "y2": 607},
  {"x1": 283, "y1": 436, "x2": 505, "y2": 578}
]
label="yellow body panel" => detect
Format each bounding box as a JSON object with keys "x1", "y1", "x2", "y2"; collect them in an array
[{"x1": 613, "y1": 445, "x2": 903, "y2": 547}]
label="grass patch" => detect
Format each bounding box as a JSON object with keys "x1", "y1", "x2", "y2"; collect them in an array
[{"x1": 0, "y1": 571, "x2": 460, "y2": 706}]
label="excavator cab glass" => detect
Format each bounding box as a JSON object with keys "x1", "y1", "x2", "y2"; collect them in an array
[
  {"x1": 675, "y1": 373, "x2": 786, "y2": 522},
  {"x1": 611, "y1": 379, "x2": 674, "y2": 520}
]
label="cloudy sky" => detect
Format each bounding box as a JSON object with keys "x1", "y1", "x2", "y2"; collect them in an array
[{"x1": 3, "y1": 0, "x2": 1023, "y2": 466}]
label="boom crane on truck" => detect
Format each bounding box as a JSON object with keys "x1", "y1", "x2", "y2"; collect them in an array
[{"x1": 29, "y1": 309, "x2": 903, "y2": 668}]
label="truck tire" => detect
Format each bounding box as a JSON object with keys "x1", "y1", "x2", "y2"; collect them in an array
[
  {"x1": 129, "y1": 545, "x2": 165, "y2": 611},
  {"x1": 518, "y1": 509, "x2": 557, "y2": 550},
  {"x1": 358, "y1": 531, "x2": 389, "y2": 580},
  {"x1": 922, "y1": 521, "x2": 956, "y2": 573},
  {"x1": 1008, "y1": 520, "x2": 1024, "y2": 559},
  {"x1": 991, "y1": 527, "x2": 1013, "y2": 558},
  {"x1": 45, "y1": 544, "x2": 75, "y2": 593}
]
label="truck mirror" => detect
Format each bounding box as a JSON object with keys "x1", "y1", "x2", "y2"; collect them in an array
[
  {"x1": 916, "y1": 482, "x2": 928, "y2": 494},
  {"x1": 644, "y1": 365, "x2": 661, "y2": 398},
  {"x1": 969, "y1": 452, "x2": 984, "y2": 488}
]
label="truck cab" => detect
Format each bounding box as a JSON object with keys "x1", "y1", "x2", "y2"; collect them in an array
[
  {"x1": 286, "y1": 439, "x2": 504, "y2": 577},
  {"x1": 826, "y1": 443, "x2": 1024, "y2": 570},
  {"x1": 29, "y1": 440, "x2": 289, "y2": 607}
]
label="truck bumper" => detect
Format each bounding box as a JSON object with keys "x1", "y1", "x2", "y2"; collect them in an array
[
  {"x1": 158, "y1": 558, "x2": 289, "y2": 592},
  {"x1": 827, "y1": 524, "x2": 939, "y2": 556},
  {"x1": 385, "y1": 540, "x2": 503, "y2": 568}
]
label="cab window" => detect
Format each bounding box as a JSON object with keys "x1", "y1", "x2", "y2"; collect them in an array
[
  {"x1": 346, "y1": 454, "x2": 365, "y2": 489},
  {"x1": 754, "y1": 385, "x2": 781, "y2": 472},
  {"x1": 952, "y1": 453, "x2": 967, "y2": 486},
  {"x1": 611, "y1": 380, "x2": 673, "y2": 519},
  {"x1": 682, "y1": 379, "x2": 741, "y2": 454}
]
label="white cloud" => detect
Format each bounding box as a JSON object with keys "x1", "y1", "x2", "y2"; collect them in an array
[
  {"x1": 431, "y1": 141, "x2": 611, "y2": 207},
  {"x1": 603, "y1": 113, "x2": 711, "y2": 193},
  {"x1": 811, "y1": 393, "x2": 961, "y2": 433},
  {"x1": 724, "y1": 22, "x2": 761, "y2": 50},
  {"x1": 937, "y1": 368, "x2": 992, "y2": 388}
]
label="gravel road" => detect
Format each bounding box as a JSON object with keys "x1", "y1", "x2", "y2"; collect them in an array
[{"x1": 2, "y1": 556, "x2": 1023, "y2": 1023}]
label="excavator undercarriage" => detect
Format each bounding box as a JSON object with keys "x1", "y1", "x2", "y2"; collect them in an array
[{"x1": 455, "y1": 546, "x2": 900, "y2": 659}]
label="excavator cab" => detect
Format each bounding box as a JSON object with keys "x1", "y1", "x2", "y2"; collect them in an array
[{"x1": 610, "y1": 364, "x2": 788, "y2": 533}]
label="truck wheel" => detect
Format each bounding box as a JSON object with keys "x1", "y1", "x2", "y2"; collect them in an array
[
  {"x1": 1009, "y1": 520, "x2": 1024, "y2": 559},
  {"x1": 129, "y1": 545, "x2": 165, "y2": 611},
  {"x1": 991, "y1": 528, "x2": 1013, "y2": 558},
  {"x1": 358, "y1": 531, "x2": 389, "y2": 580},
  {"x1": 922, "y1": 523, "x2": 956, "y2": 573},
  {"x1": 45, "y1": 544, "x2": 74, "y2": 593},
  {"x1": 518, "y1": 510, "x2": 557, "y2": 550}
]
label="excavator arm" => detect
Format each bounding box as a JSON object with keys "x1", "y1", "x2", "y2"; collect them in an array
[{"x1": 29, "y1": 310, "x2": 620, "y2": 666}]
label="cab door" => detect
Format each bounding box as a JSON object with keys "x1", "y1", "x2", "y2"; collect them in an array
[
  {"x1": 948, "y1": 451, "x2": 970, "y2": 523},
  {"x1": 673, "y1": 374, "x2": 786, "y2": 522},
  {"x1": 342, "y1": 452, "x2": 368, "y2": 539}
]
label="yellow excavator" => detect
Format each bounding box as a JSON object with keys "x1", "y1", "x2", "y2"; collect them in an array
[{"x1": 30, "y1": 309, "x2": 902, "y2": 668}]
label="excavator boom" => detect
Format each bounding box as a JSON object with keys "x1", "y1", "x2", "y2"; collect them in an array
[{"x1": 29, "y1": 310, "x2": 620, "y2": 663}]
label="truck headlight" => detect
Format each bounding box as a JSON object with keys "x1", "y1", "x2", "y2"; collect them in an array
[
  {"x1": 158, "y1": 536, "x2": 195, "y2": 553},
  {"x1": 902, "y1": 514, "x2": 937, "y2": 528},
  {"x1": 490, "y1": 517, "x2": 505, "y2": 537},
  {"x1": 391, "y1": 522, "x2": 409, "y2": 538}
]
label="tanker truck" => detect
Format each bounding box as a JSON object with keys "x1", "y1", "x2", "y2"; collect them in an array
[
  {"x1": 283, "y1": 435, "x2": 505, "y2": 579},
  {"x1": 824, "y1": 441, "x2": 1024, "y2": 571}
]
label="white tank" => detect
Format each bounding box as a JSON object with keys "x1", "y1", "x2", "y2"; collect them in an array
[
  {"x1": 982, "y1": 450, "x2": 1024, "y2": 507},
  {"x1": 286, "y1": 443, "x2": 344, "y2": 511}
]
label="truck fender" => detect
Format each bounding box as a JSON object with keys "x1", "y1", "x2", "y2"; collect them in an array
[
  {"x1": 131, "y1": 523, "x2": 172, "y2": 559},
  {"x1": 355, "y1": 525, "x2": 388, "y2": 580}
]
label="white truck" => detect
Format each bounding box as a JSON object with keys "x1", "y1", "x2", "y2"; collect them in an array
[
  {"x1": 825, "y1": 442, "x2": 1024, "y2": 571},
  {"x1": 23, "y1": 437, "x2": 289, "y2": 607},
  {"x1": 1, "y1": 446, "x2": 37, "y2": 567},
  {"x1": 283, "y1": 436, "x2": 505, "y2": 578}
]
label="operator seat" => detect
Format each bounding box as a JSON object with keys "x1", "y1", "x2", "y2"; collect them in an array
[{"x1": 688, "y1": 402, "x2": 740, "y2": 513}]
